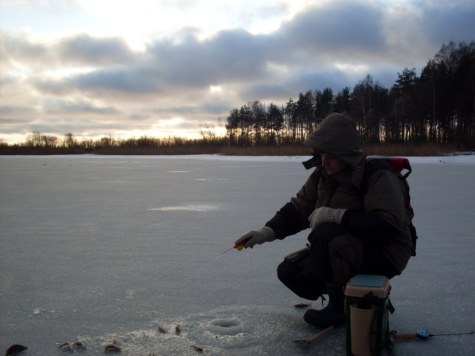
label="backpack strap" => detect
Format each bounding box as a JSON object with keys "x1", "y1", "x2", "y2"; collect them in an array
[{"x1": 360, "y1": 158, "x2": 392, "y2": 193}]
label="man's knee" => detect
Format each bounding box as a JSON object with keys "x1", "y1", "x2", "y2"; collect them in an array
[
  {"x1": 277, "y1": 259, "x2": 326, "y2": 300},
  {"x1": 277, "y1": 260, "x2": 295, "y2": 283}
]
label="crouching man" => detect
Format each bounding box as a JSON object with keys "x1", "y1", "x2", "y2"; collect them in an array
[{"x1": 234, "y1": 113, "x2": 413, "y2": 328}]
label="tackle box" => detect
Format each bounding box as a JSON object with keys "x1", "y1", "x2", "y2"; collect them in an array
[{"x1": 344, "y1": 274, "x2": 391, "y2": 356}]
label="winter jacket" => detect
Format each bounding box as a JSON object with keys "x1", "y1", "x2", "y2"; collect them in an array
[{"x1": 266, "y1": 113, "x2": 413, "y2": 276}]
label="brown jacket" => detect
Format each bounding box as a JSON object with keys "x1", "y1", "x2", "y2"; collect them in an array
[
  {"x1": 267, "y1": 113, "x2": 412, "y2": 277},
  {"x1": 290, "y1": 158, "x2": 413, "y2": 275}
]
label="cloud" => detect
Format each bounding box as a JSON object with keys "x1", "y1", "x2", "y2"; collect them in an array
[
  {"x1": 71, "y1": 67, "x2": 161, "y2": 94},
  {"x1": 12, "y1": 0, "x2": 474, "y2": 98},
  {"x1": 1, "y1": 0, "x2": 475, "y2": 143},
  {"x1": 421, "y1": 1, "x2": 475, "y2": 44},
  {"x1": 0, "y1": 31, "x2": 135, "y2": 68},
  {"x1": 25, "y1": 2, "x2": 389, "y2": 99},
  {"x1": 30, "y1": 28, "x2": 271, "y2": 101},
  {"x1": 276, "y1": 1, "x2": 385, "y2": 55},
  {"x1": 0, "y1": 31, "x2": 50, "y2": 68},
  {"x1": 146, "y1": 28, "x2": 269, "y2": 86},
  {"x1": 57, "y1": 34, "x2": 135, "y2": 65},
  {"x1": 40, "y1": 97, "x2": 118, "y2": 115}
]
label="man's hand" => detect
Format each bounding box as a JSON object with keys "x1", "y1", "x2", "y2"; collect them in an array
[
  {"x1": 309, "y1": 207, "x2": 347, "y2": 229},
  {"x1": 234, "y1": 226, "x2": 275, "y2": 248}
]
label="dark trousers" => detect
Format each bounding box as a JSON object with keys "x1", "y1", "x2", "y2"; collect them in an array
[
  {"x1": 360, "y1": 244, "x2": 398, "y2": 278},
  {"x1": 277, "y1": 249, "x2": 326, "y2": 300},
  {"x1": 277, "y1": 223, "x2": 397, "y2": 300}
]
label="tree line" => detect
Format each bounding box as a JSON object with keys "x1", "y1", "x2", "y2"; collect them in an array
[
  {"x1": 0, "y1": 131, "x2": 226, "y2": 155},
  {"x1": 1, "y1": 41, "x2": 473, "y2": 154},
  {"x1": 225, "y1": 41, "x2": 475, "y2": 149}
]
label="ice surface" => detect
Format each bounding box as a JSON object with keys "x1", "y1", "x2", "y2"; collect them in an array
[{"x1": 1, "y1": 154, "x2": 474, "y2": 355}]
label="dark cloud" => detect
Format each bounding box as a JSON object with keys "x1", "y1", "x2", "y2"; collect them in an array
[
  {"x1": 32, "y1": 66, "x2": 162, "y2": 97},
  {"x1": 276, "y1": 2, "x2": 385, "y2": 54},
  {"x1": 0, "y1": 31, "x2": 49, "y2": 67},
  {"x1": 41, "y1": 98, "x2": 118, "y2": 115},
  {"x1": 71, "y1": 66, "x2": 161, "y2": 94},
  {"x1": 33, "y1": 77, "x2": 72, "y2": 95},
  {"x1": 0, "y1": 31, "x2": 135, "y2": 68},
  {"x1": 147, "y1": 28, "x2": 268, "y2": 86},
  {"x1": 0, "y1": 113, "x2": 35, "y2": 130},
  {"x1": 48, "y1": 29, "x2": 268, "y2": 95},
  {"x1": 57, "y1": 34, "x2": 135, "y2": 65},
  {"x1": 200, "y1": 102, "x2": 232, "y2": 114},
  {"x1": 421, "y1": 2, "x2": 475, "y2": 44},
  {"x1": 0, "y1": 105, "x2": 37, "y2": 129}
]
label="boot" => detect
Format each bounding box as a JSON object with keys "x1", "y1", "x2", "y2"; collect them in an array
[{"x1": 303, "y1": 285, "x2": 345, "y2": 328}]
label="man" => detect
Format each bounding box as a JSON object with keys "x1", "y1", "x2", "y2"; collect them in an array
[{"x1": 234, "y1": 113, "x2": 413, "y2": 328}]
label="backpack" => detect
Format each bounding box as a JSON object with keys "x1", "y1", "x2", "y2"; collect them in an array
[
  {"x1": 362, "y1": 156, "x2": 418, "y2": 256},
  {"x1": 357, "y1": 158, "x2": 418, "y2": 354},
  {"x1": 302, "y1": 155, "x2": 418, "y2": 256}
]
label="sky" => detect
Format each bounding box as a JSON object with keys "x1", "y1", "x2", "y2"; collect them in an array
[{"x1": 1, "y1": 0, "x2": 474, "y2": 145}]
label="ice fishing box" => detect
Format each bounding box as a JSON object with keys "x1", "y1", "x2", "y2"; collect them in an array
[{"x1": 344, "y1": 274, "x2": 391, "y2": 356}]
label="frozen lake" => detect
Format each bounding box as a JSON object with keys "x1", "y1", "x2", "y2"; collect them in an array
[{"x1": 1, "y1": 154, "x2": 474, "y2": 355}]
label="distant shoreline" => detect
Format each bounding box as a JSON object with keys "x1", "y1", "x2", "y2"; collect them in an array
[{"x1": 0, "y1": 143, "x2": 468, "y2": 157}]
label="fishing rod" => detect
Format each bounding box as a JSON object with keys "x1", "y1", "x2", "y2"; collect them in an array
[{"x1": 215, "y1": 236, "x2": 252, "y2": 259}]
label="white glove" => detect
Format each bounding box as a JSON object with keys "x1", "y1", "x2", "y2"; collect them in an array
[
  {"x1": 234, "y1": 226, "x2": 275, "y2": 249},
  {"x1": 309, "y1": 207, "x2": 347, "y2": 229}
]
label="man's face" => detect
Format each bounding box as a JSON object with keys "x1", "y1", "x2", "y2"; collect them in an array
[{"x1": 321, "y1": 153, "x2": 348, "y2": 176}]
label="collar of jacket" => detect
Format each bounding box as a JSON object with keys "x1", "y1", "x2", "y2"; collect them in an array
[{"x1": 321, "y1": 153, "x2": 366, "y2": 190}]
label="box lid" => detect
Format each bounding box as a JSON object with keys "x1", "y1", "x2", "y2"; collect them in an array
[
  {"x1": 345, "y1": 274, "x2": 390, "y2": 298},
  {"x1": 351, "y1": 274, "x2": 387, "y2": 288}
]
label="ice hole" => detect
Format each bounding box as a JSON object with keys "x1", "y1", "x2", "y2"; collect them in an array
[
  {"x1": 207, "y1": 317, "x2": 244, "y2": 335},
  {"x1": 212, "y1": 319, "x2": 239, "y2": 328}
]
